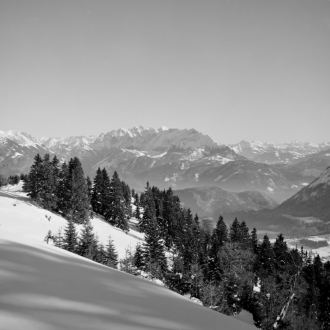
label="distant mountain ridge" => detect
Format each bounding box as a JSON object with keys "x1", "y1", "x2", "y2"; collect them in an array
[
  {"x1": 1, "y1": 128, "x2": 329, "y2": 203},
  {"x1": 231, "y1": 140, "x2": 330, "y2": 164}
]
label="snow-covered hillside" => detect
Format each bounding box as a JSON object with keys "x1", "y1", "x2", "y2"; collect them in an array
[
  {"x1": 0, "y1": 183, "x2": 257, "y2": 329},
  {"x1": 0, "y1": 182, "x2": 142, "y2": 259}
]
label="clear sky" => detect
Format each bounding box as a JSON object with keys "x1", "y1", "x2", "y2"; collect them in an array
[{"x1": 1, "y1": 0, "x2": 330, "y2": 144}]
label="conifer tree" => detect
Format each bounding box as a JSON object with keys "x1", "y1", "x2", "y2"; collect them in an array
[
  {"x1": 63, "y1": 219, "x2": 78, "y2": 253},
  {"x1": 257, "y1": 235, "x2": 275, "y2": 278},
  {"x1": 95, "y1": 244, "x2": 107, "y2": 264},
  {"x1": 134, "y1": 192, "x2": 139, "y2": 205},
  {"x1": 105, "y1": 236, "x2": 119, "y2": 269},
  {"x1": 24, "y1": 153, "x2": 44, "y2": 201},
  {"x1": 250, "y1": 228, "x2": 259, "y2": 254},
  {"x1": 77, "y1": 220, "x2": 95, "y2": 258},
  {"x1": 56, "y1": 162, "x2": 69, "y2": 212},
  {"x1": 108, "y1": 171, "x2": 128, "y2": 231},
  {"x1": 122, "y1": 181, "x2": 132, "y2": 218},
  {"x1": 91, "y1": 168, "x2": 103, "y2": 215},
  {"x1": 139, "y1": 183, "x2": 156, "y2": 233},
  {"x1": 86, "y1": 176, "x2": 92, "y2": 199},
  {"x1": 101, "y1": 168, "x2": 111, "y2": 218},
  {"x1": 53, "y1": 227, "x2": 64, "y2": 248},
  {"x1": 64, "y1": 157, "x2": 90, "y2": 224},
  {"x1": 133, "y1": 243, "x2": 145, "y2": 270},
  {"x1": 212, "y1": 215, "x2": 228, "y2": 250},
  {"x1": 135, "y1": 199, "x2": 141, "y2": 220},
  {"x1": 142, "y1": 218, "x2": 167, "y2": 278},
  {"x1": 40, "y1": 154, "x2": 57, "y2": 210}
]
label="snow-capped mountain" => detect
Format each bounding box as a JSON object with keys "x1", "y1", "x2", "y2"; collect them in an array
[
  {"x1": 1, "y1": 127, "x2": 329, "y2": 202},
  {"x1": 0, "y1": 130, "x2": 51, "y2": 176},
  {"x1": 92, "y1": 127, "x2": 220, "y2": 152},
  {"x1": 231, "y1": 140, "x2": 330, "y2": 164}
]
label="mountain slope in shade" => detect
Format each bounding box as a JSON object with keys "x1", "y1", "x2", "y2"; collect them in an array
[
  {"x1": 277, "y1": 166, "x2": 330, "y2": 220},
  {"x1": 0, "y1": 184, "x2": 256, "y2": 330},
  {"x1": 174, "y1": 186, "x2": 278, "y2": 218},
  {"x1": 222, "y1": 167, "x2": 330, "y2": 236}
]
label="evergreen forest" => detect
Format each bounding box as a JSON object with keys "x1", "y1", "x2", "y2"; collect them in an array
[{"x1": 22, "y1": 153, "x2": 330, "y2": 330}]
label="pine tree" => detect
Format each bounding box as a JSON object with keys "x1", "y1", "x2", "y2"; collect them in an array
[
  {"x1": 91, "y1": 168, "x2": 103, "y2": 215},
  {"x1": 77, "y1": 221, "x2": 95, "y2": 258},
  {"x1": 63, "y1": 220, "x2": 78, "y2": 253},
  {"x1": 250, "y1": 228, "x2": 259, "y2": 254},
  {"x1": 53, "y1": 227, "x2": 64, "y2": 248},
  {"x1": 257, "y1": 235, "x2": 275, "y2": 278},
  {"x1": 105, "y1": 236, "x2": 118, "y2": 269},
  {"x1": 101, "y1": 168, "x2": 111, "y2": 219},
  {"x1": 142, "y1": 218, "x2": 167, "y2": 278},
  {"x1": 108, "y1": 171, "x2": 128, "y2": 231},
  {"x1": 56, "y1": 162, "x2": 69, "y2": 213},
  {"x1": 139, "y1": 183, "x2": 156, "y2": 233},
  {"x1": 64, "y1": 157, "x2": 90, "y2": 224},
  {"x1": 208, "y1": 215, "x2": 228, "y2": 282},
  {"x1": 86, "y1": 176, "x2": 92, "y2": 199},
  {"x1": 212, "y1": 215, "x2": 228, "y2": 250},
  {"x1": 40, "y1": 154, "x2": 57, "y2": 210},
  {"x1": 134, "y1": 243, "x2": 145, "y2": 270},
  {"x1": 122, "y1": 181, "x2": 132, "y2": 219},
  {"x1": 24, "y1": 153, "x2": 44, "y2": 201},
  {"x1": 95, "y1": 244, "x2": 107, "y2": 264},
  {"x1": 229, "y1": 217, "x2": 240, "y2": 243}
]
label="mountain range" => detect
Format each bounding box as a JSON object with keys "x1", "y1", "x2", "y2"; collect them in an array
[
  {"x1": 1, "y1": 127, "x2": 330, "y2": 206},
  {"x1": 223, "y1": 166, "x2": 330, "y2": 237}
]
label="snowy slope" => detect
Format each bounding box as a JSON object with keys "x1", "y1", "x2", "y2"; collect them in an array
[
  {"x1": 0, "y1": 183, "x2": 142, "y2": 259},
  {"x1": 0, "y1": 184, "x2": 257, "y2": 329}
]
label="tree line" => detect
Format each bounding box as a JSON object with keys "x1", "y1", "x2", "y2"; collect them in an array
[
  {"x1": 23, "y1": 153, "x2": 330, "y2": 329},
  {"x1": 23, "y1": 153, "x2": 130, "y2": 230}
]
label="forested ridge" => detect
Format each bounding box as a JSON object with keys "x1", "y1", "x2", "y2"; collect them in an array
[{"x1": 21, "y1": 153, "x2": 330, "y2": 330}]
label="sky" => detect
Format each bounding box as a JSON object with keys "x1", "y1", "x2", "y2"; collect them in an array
[{"x1": 1, "y1": 0, "x2": 330, "y2": 144}]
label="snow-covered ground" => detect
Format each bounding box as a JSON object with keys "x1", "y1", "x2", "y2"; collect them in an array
[
  {"x1": 0, "y1": 182, "x2": 142, "y2": 259},
  {"x1": 0, "y1": 182, "x2": 257, "y2": 329}
]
